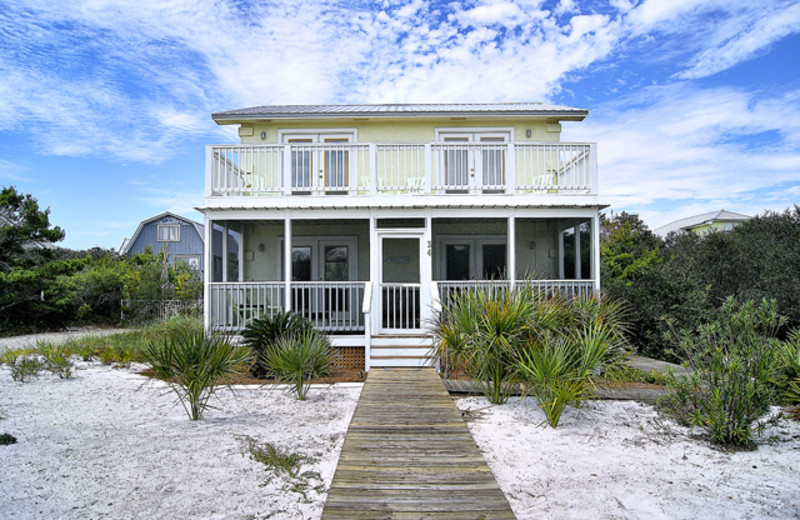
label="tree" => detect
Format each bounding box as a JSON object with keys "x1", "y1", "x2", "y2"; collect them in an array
[{"x1": 0, "y1": 186, "x2": 65, "y2": 270}]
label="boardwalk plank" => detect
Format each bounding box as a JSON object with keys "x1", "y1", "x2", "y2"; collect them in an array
[{"x1": 321, "y1": 368, "x2": 516, "y2": 520}]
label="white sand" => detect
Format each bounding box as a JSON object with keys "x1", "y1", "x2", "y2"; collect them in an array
[
  {"x1": 2, "y1": 362, "x2": 799, "y2": 520},
  {"x1": 456, "y1": 396, "x2": 800, "y2": 520},
  {"x1": 0, "y1": 362, "x2": 361, "y2": 520}
]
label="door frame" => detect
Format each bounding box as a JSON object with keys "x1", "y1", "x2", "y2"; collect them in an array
[{"x1": 377, "y1": 230, "x2": 427, "y2": 334}]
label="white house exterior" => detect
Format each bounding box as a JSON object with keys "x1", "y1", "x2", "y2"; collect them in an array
[{"x1": 200, "y1": 103, "x2": 606, "y2": 370}]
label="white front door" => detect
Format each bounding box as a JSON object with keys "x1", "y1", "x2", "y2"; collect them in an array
[{"x1": 379, "y1": 233, "x2": 424, "y2": 333}]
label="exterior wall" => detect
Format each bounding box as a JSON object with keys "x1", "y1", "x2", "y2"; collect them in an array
[
  {"x1": 126, "y1": 216, "x2": 204, "y2": 275},
  {"x1": 237, "y1": 117, "x2": 561, "y2": 145}
]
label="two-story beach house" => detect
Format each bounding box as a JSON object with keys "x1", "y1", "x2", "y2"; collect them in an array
[{"x1": 201, "y1": 103, "x2": 604, "y2": 370}]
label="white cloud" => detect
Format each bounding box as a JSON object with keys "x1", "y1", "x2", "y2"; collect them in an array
[
  {"x1": 563, "y1": 84, "x2": 800, "y2": 228},
  {"x1": 678, "y1": 2, "x2": 800, "y2": 79}
]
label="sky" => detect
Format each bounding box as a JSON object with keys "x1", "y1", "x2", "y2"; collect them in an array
[{"x1": 1, "y1": 0, "x2": 799, "y2": 250}]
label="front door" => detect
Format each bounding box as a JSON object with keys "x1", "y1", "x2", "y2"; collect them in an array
[{"x1": 379, "y1": 234, "x2": 423, "y2": 333}]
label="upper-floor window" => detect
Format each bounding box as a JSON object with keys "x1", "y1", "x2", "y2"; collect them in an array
[{"x1": 157, "y1": 224, "x2": 181, "y2": 242}]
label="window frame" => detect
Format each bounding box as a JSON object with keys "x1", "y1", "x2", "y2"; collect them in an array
[{"x1": 157, "y1": 224, "x2": 181, "y2": 242}]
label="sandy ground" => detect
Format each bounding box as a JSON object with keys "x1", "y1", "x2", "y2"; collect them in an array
[
  {"x1": 2, "y1": 354, "x2": 799, "y2": 520},
  {"x1": 456, "y1": 396, "x2": 800, "y2": 520},
  {"x1": 0, "y1": 362, "x2": 361, "y2": 520}
]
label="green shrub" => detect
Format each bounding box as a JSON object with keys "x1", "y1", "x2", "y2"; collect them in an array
[
  {"x1": 516, "y1": 323, "x2": 623, "y2": 427},
  {"x1": 242, "y1": 312, "x2": 314, "y2": 379},
  {"x1": 431, "y1": 284, "x2": 536, "y2": 404},
  {"x1": 775, "y1": 329, "x2": 800, "y2": 407},
  {"x1": 260, "y1": 330, "x2": 335, "y2": 400},
  {"x1": 38, "y1": 342, "x2": 74, "y2": 379},
  {"x1": 0, "y1": 433, "x2": 17, "y2": 445},
  {"x1": 141, "y1": 331, "x2": 252, "y2": 420},
  {"x1": 658, "y1": 298, "x2": 784, "y2": 448}
]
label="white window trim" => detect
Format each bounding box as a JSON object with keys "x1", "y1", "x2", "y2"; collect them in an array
[
  {"x1": 434, "y1": 127, "x2": 514, "y2": 141},
  {"x1": 175, "y1": 254, "x2": 201, "y2": 270},
  {"x1": 278, "y1": 129, "x2": 358, "y2": 143},
  {"x1": 157, "y1": 224, "x2": 181, "y2": 242}
]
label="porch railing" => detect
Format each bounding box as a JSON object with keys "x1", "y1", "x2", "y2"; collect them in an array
[
  {"x1": 291, "y1": 282, "x2": 366, "y2": 332},
  {"x1": 209, "y1": 282, "x2": 285, "y2": 331},
  {"x1": 207, "y1": 142, "x2": 596, "y2": 197},
  {"x1": 209, "y1": 281, "x2": 366, "y2": 333},
  {"x1": 437, "y1": 279, "x2": 596, "y2": 302}
]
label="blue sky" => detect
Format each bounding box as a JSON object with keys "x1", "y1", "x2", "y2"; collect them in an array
[{"x1": 1, "y1": 0, "x2": 799, "y2": 250}]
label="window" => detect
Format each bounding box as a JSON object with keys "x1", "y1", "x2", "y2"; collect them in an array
[
  {"x1": 437, "y1": 236, "x2": 507, "y2": 280},
  {"x1": 175, "y1": 255, "x2": 200, "y2": 270},
  {"x1": 157, "y1": 224, "x2": 180, "y2": 242}
]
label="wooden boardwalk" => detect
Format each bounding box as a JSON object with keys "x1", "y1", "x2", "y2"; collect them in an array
[{"x1": 322, "y1": 368, "x2": 516, "y2": 520}]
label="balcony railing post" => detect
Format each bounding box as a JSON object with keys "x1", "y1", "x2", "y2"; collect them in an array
[
  {"x1": 424, "y1": 143, "x2": 432, "y2": 194},
  {"x1": 589, "y1": 143, "x2": 598, "y2": 195},
  {"x1": 369, "y1": 143, "x2": 378, "y2": 195},
  {"x1": 283, "y1": 144, "x2": 292, "y2": 195},
  {"x1": 205, "y1": 145, "x2": 214, "y2": 197},
  {"x1": 507, "y1": 142, "x2": 516, "y2": 194}
]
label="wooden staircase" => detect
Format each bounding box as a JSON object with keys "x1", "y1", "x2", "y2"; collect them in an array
[{"x1": 369, "y1": 335, "x2": 434, "y2": 368}]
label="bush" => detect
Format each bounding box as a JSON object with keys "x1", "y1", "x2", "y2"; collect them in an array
[
  {"x1": 141, "y1": 331, "x2": 252, "y2": 420},
  {"x1": 260, "y1": 330, "x2": 335, "y2": 400},
  {"x1": 775, "y1": 328, "x2": 800, "y2": 407},
  {"x1": 241, "y1": 312, "x2": 314, "y2": 379},
  {"x1": 658, "y1": 298, "x2": 784, "y2": 448},
  {"x1": 0, "y1": 433, "x2": 17, "y2": 445},
  {"x1": 431, "y1": 284, "x2": 536, "y2": 404},
  {"x1": 516, "y1": 322, "x2": 624, "y2": 427},
  {"x1": 431, "y1": 284, "x2": 629, "y2": 409}
]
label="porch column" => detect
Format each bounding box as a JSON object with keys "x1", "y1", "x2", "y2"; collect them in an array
[
  {"x1": 203, "y1": 216, "x2": 212, "y2": 332},
  {"x1": 508, "y1": 216, "x2": 516, "y2": 291},
  {"x1": 592, "y1": 212, "x2": 601, "y2": 291},
  {"x1": 284, "y1": 217, "x2": 292, "y2": 312},
  {"x1": 574, "y1": 225, "x2": 581, "y2": 279},
  {"x1": 222, "y1": 221, "x2": 229, "y2": 282},
  {"x1": 420, "y1": 215, "x2": 433, "y2": 327},
  {"x1": 237, "y1": 223, "x2": 244, "y2": 282},
  {"x1": 366, "y1": 214, "x2": 378, "y2": 372}
]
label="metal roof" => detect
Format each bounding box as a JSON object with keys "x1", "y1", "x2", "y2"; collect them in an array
[
  {"x1": 654, "y1": 209, "x2": 751, "y2": 237},
  {"x1": 212, "y1": 102, "x2": 589, "y2": 123}
]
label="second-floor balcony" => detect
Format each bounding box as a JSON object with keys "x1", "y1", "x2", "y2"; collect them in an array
[{"x1": 206, "y1": 141, "x2": 597, "y2": 199}]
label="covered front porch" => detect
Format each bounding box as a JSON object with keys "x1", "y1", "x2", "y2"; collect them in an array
[{"x1": 203, "y1": 209, "x2": 600, "y2": 368}]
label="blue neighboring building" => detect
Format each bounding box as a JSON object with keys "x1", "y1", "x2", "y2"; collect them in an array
[{"x1": 119, "y1": 212, "x2": 239, "y2": 281}]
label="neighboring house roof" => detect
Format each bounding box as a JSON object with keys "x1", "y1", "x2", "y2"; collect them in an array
[
  {"x1": 119, "y1": 212, "x2": 204, "y2": 255},
  {"x1": 654, "y1": 210, "x2": 751, "y2": 237},
  {"x1": 212, "y1": 102, "x2": 589, "y2": 123}
]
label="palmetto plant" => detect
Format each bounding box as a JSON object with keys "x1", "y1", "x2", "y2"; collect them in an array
[
  {"x1": 432, "y1": 284, "x2": 536, "y2": 404},
  {"x1": 142, "y1": 331, "x2": 251, "y2": 420},
  {"x1": 242, "y1": 312, "x2": 314, "y2": 378},
  {"x1": 260, "y1": 329, "x2": 335, "y2": 401},
  {"x1": 516, "y1": 323, "x2": 622, "y2": 427}
]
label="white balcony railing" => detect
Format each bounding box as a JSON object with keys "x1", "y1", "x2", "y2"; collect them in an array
[{"x1": 206, "y1": 142, "x2": 596, "y2": 197}]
